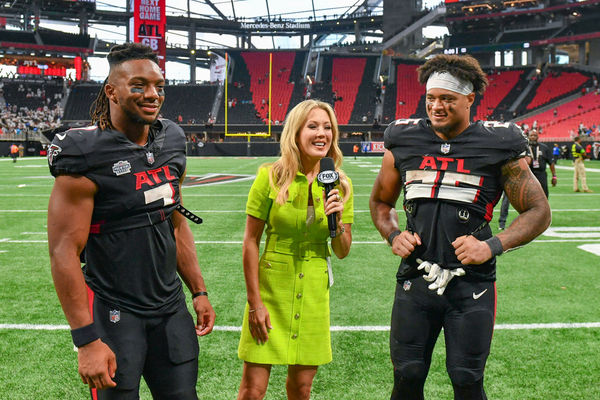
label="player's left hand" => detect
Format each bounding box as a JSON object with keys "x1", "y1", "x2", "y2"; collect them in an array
[
  {"x1": 428, "y1": 267, "x2": 465, "y2": 295},
  {"x1": 192, "y1": 295, "x2": 216, "y2": 336},
  {"x1": 551, "y1": 176, "x2": 557, "y2": 186},
  {"x1": 417, "y1": 259, "x2": 441, "y2": 283},
  {"x1": 452, "y1": 235, "x2": 492, "y2": 265}
]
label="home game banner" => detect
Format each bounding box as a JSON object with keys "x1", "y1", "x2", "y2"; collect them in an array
[
  {"x1": 210, "y1": 54, "x2": 226, "y2": 83},
  {"x1": 132, "y1": 0, "x2": 166, "y2": 75}
]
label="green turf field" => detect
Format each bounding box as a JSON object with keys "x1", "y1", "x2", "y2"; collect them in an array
[{"x1": 0, "y1": 155, "x2": 599, "y2": 399}]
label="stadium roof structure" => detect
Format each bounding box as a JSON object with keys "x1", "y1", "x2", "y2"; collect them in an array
[
  {"x1": 0, "y1": 0, "x2": 384, "y2": 37},
  {"x1": 0, "y1": 0, "x2": 393, "y2": 68}
]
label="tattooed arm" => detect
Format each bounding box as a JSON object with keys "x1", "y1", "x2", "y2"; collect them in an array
[
  {"x1": 497, "y1": 157, "x2": 551, "y2": 249},
  {"x1": 370, "y1": 151, "x2": 422, "y2": 258},
  {"x1": 453, "y1": 157, "x2": 551, "y2": 265}
]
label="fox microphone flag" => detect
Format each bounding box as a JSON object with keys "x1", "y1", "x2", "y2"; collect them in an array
[{"x1": 317, "y1": 157, "x2": 339, "y2": 238}]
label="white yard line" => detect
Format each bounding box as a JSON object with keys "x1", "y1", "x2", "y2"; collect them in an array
[
  {"x1": 1, "y1": 322, "x2": 599, "y2": 332},
  {"x1": 556, "y1": 165, "x2": 600, "y2": 173},
  {"x1": 1, "y1": 208, "x2": 600, "y2": 213},
  {"x1": 2, "y1": 239, "x2": 600, "y2": 244}
]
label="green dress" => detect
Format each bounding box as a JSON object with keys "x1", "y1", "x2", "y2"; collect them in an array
[{"x1": 238, "y1": 165, "x2": 354, "y2": 365}]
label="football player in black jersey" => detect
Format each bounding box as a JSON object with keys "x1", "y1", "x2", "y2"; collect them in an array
[
  {"x1": 369, "y1": 54, "x2": 551, "y2": 400},
  {"x1": 48, "y1": 43, "x2": 215, "y2": 399}
]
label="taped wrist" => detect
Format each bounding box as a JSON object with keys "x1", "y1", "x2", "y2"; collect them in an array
[
  {"x1": 485, "y1": 236, "x2": 503, "y2": 257},
  {"x1": 71, "y1": 322, "x2": 99, "y2": 348}
]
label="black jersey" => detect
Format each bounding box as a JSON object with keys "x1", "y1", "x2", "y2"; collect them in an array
[
  {"x1": 48, "y1": 119, "x2": 188, "y2": 316},
  {"x1": 529, "y1": 142, "x2": 554, "y2": 175},
  {"x1": 385, "y1": 118, "x2": 528, "y2": 282}
]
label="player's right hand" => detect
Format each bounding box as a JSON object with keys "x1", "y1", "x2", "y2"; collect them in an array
[
  {"x1": 390, "y1": 230, "x2": 421, "y2": 258},
  {"x1": 248, "y1": 304, "x2": 272, "y2": 345},
  {"x1": 77, "y1": 339, "x2": 117, "y2": 389}
]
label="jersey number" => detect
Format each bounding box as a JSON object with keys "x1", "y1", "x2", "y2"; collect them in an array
[{"x1": 144, "y1": 182, "x2": 176, "y2": 206}]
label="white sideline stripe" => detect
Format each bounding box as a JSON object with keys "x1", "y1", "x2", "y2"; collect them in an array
[
  {"x1": 2, "y1": 322, "x2": 600, "y2": 332},
  {"x1": 2, "y1": 208, "x2": 600, "y2": 213},
  {"x1": 502, "y1": 209, "x2": 600, "y2": 212},
  {"x1": 556, "y1": 165, "x2": 600, "y2": 173},
  {"x1": 2, "y1": 193, "x2": 600, "y2": 198},
  {"x1": 3, "y1": 239, "x2": 600, "y2": 244}
]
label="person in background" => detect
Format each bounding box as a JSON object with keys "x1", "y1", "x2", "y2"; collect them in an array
[
  {"x1": 10, "y1": 143, "x2": 18, "y2": 163},
  {"x1": 237, "y1": 99, "x2": 354, "y2": 400},
  {"x1": 553, "y1": 143, "x2": 560, "y2": 160},
  {"x1": 572, "y1": 135, "x2": 592, "y2": 192},
  {"x1": 499, "y1": 129, "x2": 556, "y2": 229}
]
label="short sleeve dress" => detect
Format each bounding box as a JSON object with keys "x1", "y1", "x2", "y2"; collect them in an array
[{"x1": 238, "y1": 165, "x2": 354, "y2": 365}]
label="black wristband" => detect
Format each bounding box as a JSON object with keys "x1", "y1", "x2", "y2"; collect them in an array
[
  {"x1": 71, "y1": 323, "x2": 99, "y2": 348},
  {"x1": 387, "y1": 230, "x2": 402, "y2": 246},
  {"x1": 485, "y1": 236, "x2": 503, "y2": 257},
  {"x1": 192, "y1": 291, "x2": 208, "y2": 299}
]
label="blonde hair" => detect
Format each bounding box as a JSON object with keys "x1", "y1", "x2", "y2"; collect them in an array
[{"x1": 265, "y1": 99, "x2": 350, "y2": 205}]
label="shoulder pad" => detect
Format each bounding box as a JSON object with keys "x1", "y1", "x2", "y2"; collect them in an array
[
  {"x1": 158, "y1": 118, "x2": 187, "y2": 146},
  {"x1": 384, "y1": 118, "x2": 425, "y2": 149},
  {"x1": 47, "y1": 125, "x2": 99, "y2": 177},
  {"x1": 475, "y1": 121, "x2": 528, "y2": 158},
  {"x1": 480, "y1": 120, "x2": 526, "y2": 140}
]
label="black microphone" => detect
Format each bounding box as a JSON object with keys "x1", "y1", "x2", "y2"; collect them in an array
[{"x1": 317, "y1": 157, "x2": 340, "y2": 238}]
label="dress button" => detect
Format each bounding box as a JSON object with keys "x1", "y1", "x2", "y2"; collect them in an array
[
  {"x1": 296, "y1": 293, "x2": 302, "y2": 299},
  {"x1": 299, "y1": 273, "x2": 304, "y2": 279},
  {"x1": 292, "y1": 334, "x2": 298, "y2": 339},
  {"x1": 294, "y1": 313, "x2": 300, "y2": 319},
  {"x1": 315, "y1": 197, "x2": 320, "y2": 202}
]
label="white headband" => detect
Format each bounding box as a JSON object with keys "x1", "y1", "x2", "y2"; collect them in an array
[{"x1": 426, "y1": 71, "x2": 474, "y2": 95}]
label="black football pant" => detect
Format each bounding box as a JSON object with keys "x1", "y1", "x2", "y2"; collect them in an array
[
  {"x1": 90, "y1": 297, "x2": 199, "y2": 400},
  {"x1": 390, "y1": 276, "x2": 496, "y2": 400}
]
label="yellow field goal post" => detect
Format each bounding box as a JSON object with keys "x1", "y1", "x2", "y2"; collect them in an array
[{"x1": 224, "y1": 52, "x2": 273, "y2": 141}]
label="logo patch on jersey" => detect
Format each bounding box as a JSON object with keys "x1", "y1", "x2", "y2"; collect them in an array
[
  {"x1": 112, "y1": 160, "x2": 132, "y2": 176},
  {"x1": 441, "y1": 143, "x2": 451, "y2": 154},
  {"x1": 403, "y1": 280, "x2": 412, "y2": 291},
  {"x1": 457, "y1": 208, "x2": 470, "y2": 222},
  {"x1": 146, "y1": 152, "x2": 155, "y2": 165},
  {"x1": 47, "y1": 144, "x2": 62, "y2": 166},
  {"x1": 109, "y1": 310, "x2": 120, "y2": 323},
  {"x1": 183, "y1": 174, "x2": 254, "y2": 187},
  {"x1": 404, "y1": 200, "x2": 416, "y2": 216}
]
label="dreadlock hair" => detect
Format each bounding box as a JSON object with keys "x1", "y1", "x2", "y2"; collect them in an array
[
  {"x1": 90, "y1": 43, "x2": 160, "y2": 130},
  {"x1": 417, "y1": 54, "x2": 488, "y2": 95}
]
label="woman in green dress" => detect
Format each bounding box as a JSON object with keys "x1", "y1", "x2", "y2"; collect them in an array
[{"x1": 237, "y1": 100, "x2": 354, "y2": 400}]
